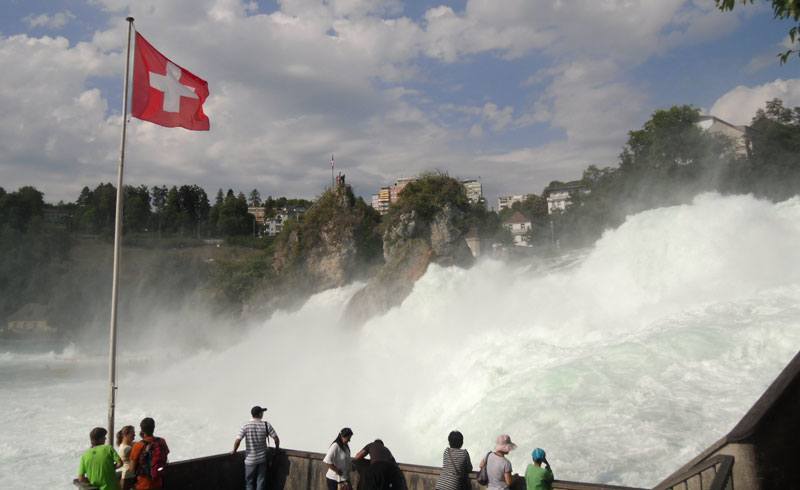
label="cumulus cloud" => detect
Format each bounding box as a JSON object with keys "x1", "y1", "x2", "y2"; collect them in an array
[
  {"x1": 710, "y1": 79, "x2": 800, "y2": 125},
  {"x1": 0, "y1": 0, "x2": 776, "y2": 204},
  {"x1": 23, "y1": 11, "x2": 76, "y2": 30}
]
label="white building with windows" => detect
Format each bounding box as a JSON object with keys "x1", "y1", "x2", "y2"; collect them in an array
[
  {"x1": 696, "y1": 115, "x2": 750, "y2": 157},
  {"x1": 497, "y1": 194, "x2": 531, "y2": 211},
  {"x1": 503, "y1": 211, "x2": 532, "y2": 246},
  {"x1": 461, "y1": 179, "x2": 483, "y2": 204},
  {"x1": 546, "y1": 181, "x2": 588, "y2": 214}
]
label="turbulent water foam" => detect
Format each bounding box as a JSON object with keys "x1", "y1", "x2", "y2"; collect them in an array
[{"x1": 2, "y1": 193, "x2": 800, "y2": 489}]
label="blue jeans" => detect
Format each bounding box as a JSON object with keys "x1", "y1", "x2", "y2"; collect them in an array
[{"x1": 245, "y1": 461, "x2": 267, "y2": 490}]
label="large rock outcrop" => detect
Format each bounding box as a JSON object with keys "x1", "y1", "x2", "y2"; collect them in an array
[
  {"x1": 343, "y1": 201, "x2": 473, "y2": 326},
  {"x1": 272, "y1": 185, "x2": 382, "y2": 293}
]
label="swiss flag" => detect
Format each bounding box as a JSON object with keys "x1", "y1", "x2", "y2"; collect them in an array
[{"x1": 131, "y1": 32, "x2": 210, "y2": 131}]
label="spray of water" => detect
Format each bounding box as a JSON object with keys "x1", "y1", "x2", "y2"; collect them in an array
[{"x1": 2, "y1": 193, "x2": 800, "y2": 488}]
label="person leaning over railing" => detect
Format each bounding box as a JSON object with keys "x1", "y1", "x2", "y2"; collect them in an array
[
  {"x1": 435, "y1": 430, "x2": 473, "y2": 490},
  {"x1": 353, "y1": 438, "x2": 402, "y2": 490},
  {"x1": 324, "y1": 428, "x2": 354, "y2": 490}
]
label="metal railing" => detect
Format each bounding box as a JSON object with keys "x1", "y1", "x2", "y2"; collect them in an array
[{"x1": 652, "y1": 454, "x2": 734, "y2": 490}]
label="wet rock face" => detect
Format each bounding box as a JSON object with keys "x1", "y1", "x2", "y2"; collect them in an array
[
  {"x1": 304, "y1": 223, "x2": 358, "y2": 290},
  {"x1": 429, "y1": 204, "x2": 473, "y2": 266},
  {"x1": 272, "y1": 185, "x2": 381, "y2": 294},
  {"x1": 382, "y1": 210, "x2": 418, "y2": 261},
  {"x1": 343, "y1": 203, "x2": 473, "y2": 326}
]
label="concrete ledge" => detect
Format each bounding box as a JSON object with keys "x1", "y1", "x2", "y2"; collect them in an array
[{"x1": 161, "y1": 447, "x2": 644, "y2": 490}]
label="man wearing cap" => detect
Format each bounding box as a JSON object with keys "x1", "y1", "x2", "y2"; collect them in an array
[{"x1": 233, "y1": 405, "x2": 280, "y2": 490}]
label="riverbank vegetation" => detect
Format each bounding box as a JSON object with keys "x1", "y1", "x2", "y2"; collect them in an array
[{"x1": 2, "y1": 99, "x2": 799, "y2": 337}]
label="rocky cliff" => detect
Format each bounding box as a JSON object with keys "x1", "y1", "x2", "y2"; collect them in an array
[
  {"x1": 343, "y1": 175, "x2": 474, "y2": 325},
  {"x1": 272, "y1": 184, "x2": 382, "y2": 294}
]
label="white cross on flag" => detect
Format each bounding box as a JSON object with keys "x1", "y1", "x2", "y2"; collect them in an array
[{"x1": 131, "y1": 32, "x2": 210, "y2": 131}]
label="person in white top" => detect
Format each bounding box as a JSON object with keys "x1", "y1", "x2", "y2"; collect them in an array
[
  {"x1": 323, "y1": 428, "x2": 354, "y2": 490},
  {"x1": 115, "y1": 425, "x2": 136, "y2": 490}
]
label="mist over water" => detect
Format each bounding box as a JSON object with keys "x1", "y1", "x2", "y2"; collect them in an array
[{"x1": 3, "y1": 193, "x2": 800, "y2": 488}]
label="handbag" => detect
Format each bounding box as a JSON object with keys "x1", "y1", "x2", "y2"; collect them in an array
[{"x1": 476, "y1": 452, "x2": 492, "y2": 486}]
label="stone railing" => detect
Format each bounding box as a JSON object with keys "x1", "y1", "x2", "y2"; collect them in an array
[{"x1": 153, "y1": 447, "x2": 643, "y2": 490}]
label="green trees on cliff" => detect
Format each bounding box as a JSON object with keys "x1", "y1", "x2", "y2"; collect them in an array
[{"x1": 551, "y1": 99, "x2": 800, "y2": 248}]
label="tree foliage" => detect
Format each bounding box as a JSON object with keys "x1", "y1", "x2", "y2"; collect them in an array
[{"x1": 717, "y1": 0, "x2": 800, "y2": 63}]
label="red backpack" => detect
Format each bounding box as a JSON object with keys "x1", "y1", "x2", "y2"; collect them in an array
[{"x1": 136, "y1": 437, "x2": 169, "y2": 480}]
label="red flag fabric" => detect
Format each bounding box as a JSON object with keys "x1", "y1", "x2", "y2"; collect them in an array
[{"x1": 131, "y1": 32, "x2": 210, "y2": 131}]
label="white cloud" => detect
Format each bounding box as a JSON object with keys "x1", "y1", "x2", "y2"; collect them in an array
[
  {"x1": 23, "y1": 11, "x2": 76, "y2": 30},
  {"x1": 526, "y1": 60, "x2": 649, "y2": 146},
  {"x1": 0, "y1": 0, "x2": 773, "y2": 204},
  {"x1": 710, "y1": 79, "x2": 800, "y2": 125},
  {"x1": 746, "y1": 34, "x2": 800, "y2": 73}
]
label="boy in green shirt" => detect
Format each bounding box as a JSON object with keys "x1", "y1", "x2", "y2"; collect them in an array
[
  {"x1": 524, "y1": 448, "x2": 553, "y2": 490},
  {"x1": 77, "y1": 427, "x2": 122, "y2": 490}
]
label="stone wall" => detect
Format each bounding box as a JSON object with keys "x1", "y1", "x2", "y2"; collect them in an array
[{"x1": 160, "y1": 448, "x2": 644, "y2": 490}]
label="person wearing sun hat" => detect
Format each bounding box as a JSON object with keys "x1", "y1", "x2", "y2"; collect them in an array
[
  {"x1": 479, "y1": 434, "x2": 517, "y2": 490},
  {"x1": 524, "y1": 448, "x2": 553, "y2": 490}
]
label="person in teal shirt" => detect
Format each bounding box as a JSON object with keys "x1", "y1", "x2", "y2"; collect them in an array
[
  {"x1": 77, "y1": 427, "x2": 122, "y2": 490},
  {"x1": 524, "y1": 448, "x2": 553, "y2": 490}
]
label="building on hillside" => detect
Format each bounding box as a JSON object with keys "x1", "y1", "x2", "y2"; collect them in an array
[
  {"x1": 696, "y1": 115, "x2": 751, "y2": 157},
  {"x1": 461, "y1": 179, "x2": 483, "y2": 205},
  {"x1": 2, "y1": 303, "x2": 58, "y2": 339},
  {"x1": 390, "y1": 177, "x2": 415, "y2": 203},
  {"x1": 371, "y1": 177, "x2": 417, "y2": 215},
  {"x1": 497, "y1": 194, "x2": 531, "y2": 211},
  {"x1": 264, "y1": 206, "x2": 306, "y2": 237},
  {"x1": 545, "y1": 181, "x2": 588, "y2": 214},
  {"x1": 371, "y1": 186, "x2": 392, "y2": 214},
  {"x1": 248, "y1": 206, "x2": 266, "y2": 226},
  {"x1": 502, "y1": 211, "x2": 532, "y2": 247}
]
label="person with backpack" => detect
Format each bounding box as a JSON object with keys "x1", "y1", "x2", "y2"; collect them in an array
[
  {"x1": 524, "y1": 448, "x2": 553, "y2": 490},
  {"x1": 129, "y1": 417, "x2": 170, "y2": 490},
  {"x1": 232, "y1": 405, "x2": 281, "y2": 490}
]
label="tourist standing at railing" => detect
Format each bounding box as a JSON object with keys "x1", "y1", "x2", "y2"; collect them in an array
[
  {"x1": 435, "y1": 430, "x2": 473, "y2": 490},
  {"x1": 479, "y1": 435, "x2": 516, "y2": 490},
  {"x1": 129, "y1": 417, "x2": 170, "y2": 490},
  {"x1": 77, "y1": 427, "x2": 123, "y2": 490},
  {"x1": 354, "y1": 438, "x2": 402, "y2": 490},
  {"x1": 232, "y1": 405, "x2": 281, "y2": 490},
  {"x1": 116, "y1": 425, "x2": 136, "y2": 490},
  {"x1": 324, "y1": 428, "x2": 354, "y2": 490},
  {"x1": 524, "y1": 448, "x2": 553, "y2": 490}
]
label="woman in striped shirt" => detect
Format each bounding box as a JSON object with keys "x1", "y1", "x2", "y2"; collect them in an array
[{"x1": 436, "y1": 431, "x2": 473, "y2": 490}]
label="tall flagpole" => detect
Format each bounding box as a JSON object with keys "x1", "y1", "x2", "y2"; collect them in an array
[
  {"x1": 108, "y1": 16, "x2": 134, "y2": 446},
  {"x1": 331, "y1": 154, "x2": 335, "y2": 189}
]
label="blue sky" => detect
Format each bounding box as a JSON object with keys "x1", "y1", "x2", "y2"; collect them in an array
[{"x1": 1, "y1": 0, "x2": 799, "y2": 205}]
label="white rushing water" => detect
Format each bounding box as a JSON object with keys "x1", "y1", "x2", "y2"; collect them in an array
[{"x1": 2, "y1": 193, "x2": 800, "y2": 489}]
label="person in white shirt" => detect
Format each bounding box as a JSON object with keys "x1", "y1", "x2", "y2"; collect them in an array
[
  {"x1": 323, "y1": 428, "x2": 354, "y2": 490},
  {"x1": 115, "y1": 425, "x2": 136, "y2": 490}
]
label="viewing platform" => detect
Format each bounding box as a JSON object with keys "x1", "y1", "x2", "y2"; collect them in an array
[{"x1": 75, "y1": 350, "x2": 799, "y2": 490}]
